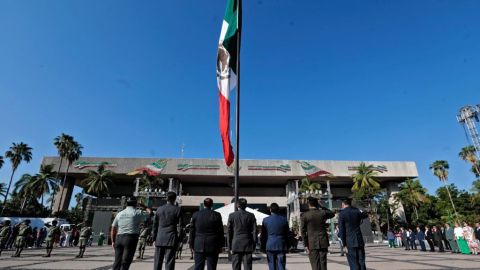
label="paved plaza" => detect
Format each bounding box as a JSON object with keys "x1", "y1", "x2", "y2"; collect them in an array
[{"x1": 1, "y1": 245, "x2": 480, "y2": 270}]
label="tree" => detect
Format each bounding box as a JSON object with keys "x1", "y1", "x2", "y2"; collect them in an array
[
  {"x1": 51, "y1": 133, "x2": 74, "y2": 210},
  {"x1": 471, "y1": 161, "x2": 480, "y2": 178},
  {"x1": 395, "y1": 178, "x2": 428, "y2": 222},
  {"x1": 429, "y1": 160, "x2": 459, "y2": 221},
  {"x1": 82, "y1": 162, "x2": 113, "y2": 197},
  {"x1": 57, "y1": 139, "x2": 83, "y2": 212},
  {"x1": 459, "y1": 146, "x2": 480, "y2": 176},
  {"x1": 13, "y1": 173, "x2": 37, "y2": 214},
  {"x1": 1, "y1": 142, "x2": 33, "y2": 215},
  {"x1": 0, "y1": 182, "x2": 6, "y2": 198},
  {"x1": 29, "y1": 164, "x2": 57, "y2": 206},
  {"x1": 351, "y1": 162, "x2": 382, "y2": 240},
  {"x1": 351, "y1": 162, "x2": 381, "y2": 193},
  {"x1": 0, "y1": 155, "x2": 4, "y2": 169},
  {"x1": 299, "y1": 178, "x2": 321, "y2": 194}
]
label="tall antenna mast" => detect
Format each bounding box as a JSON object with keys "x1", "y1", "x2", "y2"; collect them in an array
[{"x1": 457, "y1": 105, "x2": 480, "y2": 155}]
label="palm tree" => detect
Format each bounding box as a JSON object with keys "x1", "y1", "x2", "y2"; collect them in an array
[
  {"x1": 57, "y1": 140, "x2": 83, "y2": 212},
  {"x1": 351, "y1": 162, "x2": 381, "y2": 193},
  {"x1": 471, "y1": 161, "x2": 480, "y2": 178},
  {"x1": 429, "y1": 160, "x2": 459, "y2": 221},
  {"x1": 459, "y1": 146, "x2": 480, "y2": 176},
  {"x1": 0, "y1": 155, "x2": 4, "y2": 169},
  {"x1": 1, "y1": 142, "x2": 33, "y2": 215},
  {"x1": 51, "y1": 133, "x2": 74, "y2": 210},
  {"x1": 0, "y1": 183, "x2": 6, "y2": 198},
  {"x1": 299, "y1": 178, "x2": 321, "y2": 194},
  {"x1": 395, "y1": 178, "x2": 428, "y2": 221},
  {"x1": 351, "y1": 162, "x2": 381, "y2": 240},
  {"x1": 29, "y1": 164, "x2": 57, "y2": 206},
  {"x1": 82, "y1": 163, "x2": 113, "y2": 197},
  {"x1": 13, "y1": 173, "x2": 36, "y2": 214}
]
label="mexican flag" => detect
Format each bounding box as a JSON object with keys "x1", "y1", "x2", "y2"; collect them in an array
[
  {"x1": 297, "y1": 161, "x2": 332, "y2": 179},
  {"x1": 217, "y1": 0, "x2": 241, "y2": 166}
]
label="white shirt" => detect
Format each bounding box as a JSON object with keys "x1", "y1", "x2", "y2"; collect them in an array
[{"x1": 454, "y1": 227, "x2": 464, "y2": 238}]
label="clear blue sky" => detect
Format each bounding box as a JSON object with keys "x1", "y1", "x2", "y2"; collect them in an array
[{"x1": 1, "y1": 0, "x2": 479, "y2": 207}]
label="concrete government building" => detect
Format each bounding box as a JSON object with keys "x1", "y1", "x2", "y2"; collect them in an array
[{"x1": 43, "y1": 157, "x2": 417, "y2": 233}]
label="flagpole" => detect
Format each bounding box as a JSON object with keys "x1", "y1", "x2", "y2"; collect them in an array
[{"x1": 234, "y1": 0, "x2": 242, "y2": 211}]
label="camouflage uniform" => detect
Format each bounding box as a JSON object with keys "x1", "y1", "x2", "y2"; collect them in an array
[
  {"x1": 0, "y1": 224, "x2": 12, "y2": 256},
  {"x1": 76, "y1": 226, "x2": 92, "y2": 258},
  {"x1": 12, "y1": 222, "x2": 32, "y2": 257},
  {"x1": 136, "y1": 226, "x2": 151, "y2": 259},
  {"x1": 15, "y1": 224, "x2": 32, "y2": 249},
  {"x1": 45, "y1": 225, "x2": 61, "y2": 249}
]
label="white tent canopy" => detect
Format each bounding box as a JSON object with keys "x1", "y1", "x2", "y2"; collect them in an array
[{"x1": 214, "y1": 203, "x2": 269, "y2": 226}]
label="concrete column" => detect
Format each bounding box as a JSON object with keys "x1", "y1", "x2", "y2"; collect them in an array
[
  {"x1": 386, "y1": 181, "x2": 406, "y2": 222},
  {"x1": 53, "y1": 177, "x2": 75, "y2": 213}
]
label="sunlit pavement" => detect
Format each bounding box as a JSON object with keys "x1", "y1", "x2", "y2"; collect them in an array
[{"x1": 1, "y1": 245, "x2": 480, "y2": 270}]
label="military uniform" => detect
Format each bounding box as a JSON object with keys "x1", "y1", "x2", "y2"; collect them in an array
[
  {"x1": 12, "y1": 222, "x2": 32, "y2": 257},
  {"x1": 44, "y1": 224, "x2": 61, "y2": 257},
  {"x1": 76, "y1": 226, "x2": 92, "y2": 258},
  {"x1": 0, "y1": 223, "x2": 12, "y2": 256},
  {"x1": 137, "y1": 226, "x2": 151, "y2": 259}
]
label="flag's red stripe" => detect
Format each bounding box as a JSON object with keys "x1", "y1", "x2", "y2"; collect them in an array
[{"x1": 219, "y1": 92, "x2": 234, "y2": 166}]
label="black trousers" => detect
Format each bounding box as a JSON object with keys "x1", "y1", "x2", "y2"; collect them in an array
[
  {"x1": 154, "y1": 246, "x2": 176, "y2": 270},
  {"x1": 113, "y1": 234, "x2": 139, "y2": 270},
  {"x1": 194, "y1": 252, "x2": 219, "y2": 270},
  {"x1": 231, "y1": 252, "x2": 252, "y2": 270},
  {"x1": 346, "y1": 247, "x2": 366, "y2": 270},
  {"x1": 308, "y1": 248, "x2": 328, "y2": 270}
]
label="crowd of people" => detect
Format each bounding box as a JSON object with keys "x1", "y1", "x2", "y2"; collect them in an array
[
  {"x1": 15, "y1": 193, "x2": 480, "y2": 270},
  {"x1": 0, "y1": 219, "x2": 101, "y2": 258},
  {"x1": 386, "y1": 222, "x2": 480, "y2": 255}
]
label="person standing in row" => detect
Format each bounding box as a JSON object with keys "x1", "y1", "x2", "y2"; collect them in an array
[
  {"x1": 228, "y1": 198, "x2": 257, "y2": 270},
  {"x1": 111, "y1": 197, "x2": 151, "y2": 270},
  {"x1": 338, "y1": 198, "x2": 368, "y2": 270},
  {"x1": 260, "y1": 203, "x2": 289, "y2": 270},
  {"x1": 189, "y1": 198, "x2": 224, "y2": 270},
  {"x1": 136, "y1": 223, "x2": 150, "y2": 260},
  {"x1": 444, "y1": 223, "x2": 459, "y2": 253},
  {"x1": 76, "y1": 221, "x2": 92, "y2": 258},
  {"x1": 0, "y1": 220, "x2": 12, "y2": 256},
  {"x1": 432, "y1": 226, "x2": 444, "y2": 252},
  {"x1": 12, "y1": 219, "x2": 32, "y2": 257},
  {"x1": 301, "y1": 197, "x2": 335, "y2": 270},
  {"x1": 44, "y1": 220, "x2": 61, "y2": 257},
  {"x1": 425, "y1": 226, "x2": 435, "y2": 252},
  {"x1": 153, "y1": 191, "x2": 182, "y2": 270},
  {"x1": 416, "y1": 227, "x2": 426, "y2": 251}
]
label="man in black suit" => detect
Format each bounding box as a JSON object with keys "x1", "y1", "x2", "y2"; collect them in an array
[
  {"x1": 153, "y1": 192, "x2": 182, "y2": 270},
  {"x1": 432, "y1": 226, "x2": 444, "y2": 252},
  {"x1": 338, "y1": 198, "x2": 369, "y2": 270},
  {"x1": 190, "y1": 198, "x2": 225, "y2": 270},
  {"x1": 300, "y1": 197, "x2": 335, "y2": 270},
  {"x1": 228, "y1": 198, "x2": 257, "y2": 270}
]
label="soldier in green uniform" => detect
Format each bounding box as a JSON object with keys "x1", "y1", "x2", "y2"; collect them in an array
[
  {"x1": 136, "y1": 223, "x2": 151, "y2": 259},
  {"x1": 43, "y1": 220, "x2": 61, "y2": 257},
  {"x1": 12, "y1": 219, "x2": 32, "y2": 257},
  {"x1": 0, "y1": 220, "x2": 12, "y2": 257},
  {"x1": 76, "y1": 221, "x2": 92, "y2": 258}
]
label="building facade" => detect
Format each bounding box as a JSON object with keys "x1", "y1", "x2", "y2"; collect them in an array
[{"x1": 43, "y1": 157, "x2": 417, "y2": 223}]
